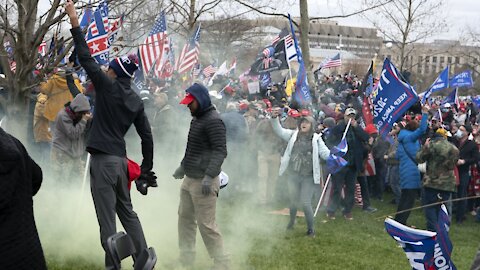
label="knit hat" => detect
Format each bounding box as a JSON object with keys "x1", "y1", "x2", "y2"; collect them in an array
[
  {"x1": 436, "y1": 128, "x2": 448, "y2": 138},
  {"x1": 364, "y1": 124, "x2": 378, "y2": 135},
  {"x1": 109, "y1": 54, "x2": 138, "y2": 78},
  {"x1": 322, "y1": 117, "x2": 336, "y2": 128}
]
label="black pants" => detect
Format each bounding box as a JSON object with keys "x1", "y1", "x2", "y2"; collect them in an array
[
  {"x1": 357, "y1": 176, "x2": 371, "y2": 209},
  {"x1": 90, "y1": 154, "x2": 147, "y2": 268},
  {"x1": 394, "y1": 188, "x2": 420, "y2": 225},
  {"x1": 327, "y1": 166, "x2": 357, "y2": 215}
]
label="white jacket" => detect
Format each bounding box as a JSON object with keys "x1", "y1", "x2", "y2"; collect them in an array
[{"x1": 271, "y1": 118, "x2": 330, "y2": 184}]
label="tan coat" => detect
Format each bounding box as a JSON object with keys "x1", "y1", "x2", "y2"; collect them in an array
[
  {"x1": 33, "y1": 93, "x2": 51, "y2": 142},
  {"x1": 40, "y1": 74, "x2": 84, "y2": 121}
]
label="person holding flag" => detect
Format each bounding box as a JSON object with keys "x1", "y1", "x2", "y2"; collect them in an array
[
  {"x1": 325, "y1": 108, "x2": 369, "y2": 221},
  {"x1": 270, "y1": 107, "x2": 330, "y2": 237}
]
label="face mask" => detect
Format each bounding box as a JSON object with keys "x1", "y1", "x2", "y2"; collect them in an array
[{"x1": 455, "y1": 130, "x2": 464, "y2": 138}]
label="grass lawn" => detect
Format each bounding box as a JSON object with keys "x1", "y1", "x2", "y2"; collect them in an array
[{"x1": 42, "y1": 189, "x2": 480, "y2": 270}]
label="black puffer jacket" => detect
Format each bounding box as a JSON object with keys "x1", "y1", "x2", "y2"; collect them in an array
[
  {"x1": 0, "y1": 128, "x2": 46, "y2": 270},
  {"x1": 181, "y1": 84, "x2": 227, "y2": 179},
  {"x1": 70, "y1": 27, "x2": 153, "y2": 172}
]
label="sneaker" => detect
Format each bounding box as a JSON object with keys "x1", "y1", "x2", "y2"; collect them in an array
[
  {"x1": 306, "y1": 229, "x2": 316, "y2": 238},
  {"x1": 363, "y1": 206, "x2": 378, "y2": 213},
  {"x1": 343, "y1": 213, "x2": 353, "y2": 221},
  {"x1": 326, "y1": 212, "x2": 336, "y2": 220}
]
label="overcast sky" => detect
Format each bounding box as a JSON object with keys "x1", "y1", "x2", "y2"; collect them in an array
[
  {"x1": 301, "y1": 0, "x2": 480, "y2": 41},
  {"x1": 39, "y1": 0, "x2": 479, "y2": 41}
]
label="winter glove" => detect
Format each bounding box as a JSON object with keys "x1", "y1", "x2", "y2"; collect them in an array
[
  {"x1": 201, "y1": 175, "x2": 213, "y2": 196},
  {"x1": 135, "y1": 180, "x2": 149, "y2": 195},
  {"x1": 135, "y1": 171, "x2": 158, "y2": 195},
  {"x1": 173, "y1": 166, "x2": 185, "y2": 179}
]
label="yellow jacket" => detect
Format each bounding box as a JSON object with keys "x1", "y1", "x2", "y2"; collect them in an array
[
  {"x1": 33, "y1": 93, "x2": 52, "y2": 142},
  {"x1": 40, "y1": 74, "x2": 84, "y2": 121}
]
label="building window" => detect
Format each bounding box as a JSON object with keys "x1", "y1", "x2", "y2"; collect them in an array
[
  {"x1": 455, "y1": 56, "x2": 460, "y2": 64},
  {"x1": 425, "y1": 56, "x2": 430, "y2": 63},
  {"x1": 432, "y1": 56, "x2": 437, "y2": 63},
  {"x1": 440, "y1": 56, "x2": 444, "y2": 63},
  {"x1": 447, "y1": 57, "x2": 452, "y2": 63}
]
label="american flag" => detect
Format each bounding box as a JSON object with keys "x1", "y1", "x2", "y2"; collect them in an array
[
  {"x1": 108, "y1": 14, "x2": 124, "y2": 45},
  {"x1": 202, "y1": 64, "x2": 217, "y2": 78},
  {"x1": 38, "y1": 40, "x2": 47, "y2": 56},
  {"x1": 139, "y1": 12, "x2": 169, "y2": 77},
  {"x1": 177, "y1": 24, "x2": 201, "y2": 74},
  {"x1": 272, "y1": 27, "x2": 289, "y2": 45},
  {"x1": 262, "y1": 46, "x2": 274, "y2": 69},
  {"x1": 192, "y1": 63, "x2": 202, "y2": 78},
  {"x1": 9, "y1": 61, "x2": 16, "y2": 73},
  {"x1": 319, "y1": 53, "x2": 342, "y2": 69},
  {"x1": 85, "y1": 1, "x2": 109, "y2": 65}
]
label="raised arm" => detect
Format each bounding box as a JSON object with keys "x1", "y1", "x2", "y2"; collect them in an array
[{"x1": 65, "y1": 0, "x2": 111, "y2": 91}]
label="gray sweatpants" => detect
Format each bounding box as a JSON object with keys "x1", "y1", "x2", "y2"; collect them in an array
[{"x1": 90, "y1": 154, "x2": 147, "y2": 268}]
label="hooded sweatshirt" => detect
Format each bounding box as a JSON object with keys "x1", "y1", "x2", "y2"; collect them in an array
[
  {"x1": 181, "y1": 83, "x2": 227, "y2": 179},
  {"x1": 52, "y1": 93, "x2": 91, "y2": 158},
  {"x1": 71, "y1": 27, "x2": 153, "y2": 172}
]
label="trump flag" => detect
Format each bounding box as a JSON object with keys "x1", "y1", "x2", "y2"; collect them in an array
[
  {"x1": 373, "y1": 58, "x2": 418, "y2": 136},
  {"x1": 385, "y1": 204, "x2": 456, "y2": 270}
]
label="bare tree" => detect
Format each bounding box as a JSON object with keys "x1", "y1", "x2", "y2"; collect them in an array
[{"x1": 362, "y1": 0, "x2": 447, "y2": 72}]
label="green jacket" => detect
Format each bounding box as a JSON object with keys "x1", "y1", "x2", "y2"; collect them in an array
[{"x1": 416, "y1": 137, "x2": 459, "y2": 192}]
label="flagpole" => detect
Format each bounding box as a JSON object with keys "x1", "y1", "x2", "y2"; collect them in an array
[
  {"x1": 314, "y1": 173, "x2": 331, "y2": 217},
  {"x1": 342, "y1": 119, "x2": 352, "y2": 140},
  {"x1": 314, "y1": 119, "x2": 351, "y2": 217}
]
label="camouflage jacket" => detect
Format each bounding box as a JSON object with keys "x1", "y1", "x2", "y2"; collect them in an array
[{"x1": 416, "y1": 137, "x2": 459, "y2": 192}]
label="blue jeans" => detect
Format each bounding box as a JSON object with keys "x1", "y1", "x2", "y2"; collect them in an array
[
  {"x1": 422, "y1": 187, "x2": 451, "y2": 232},
  {"x1": 287, "y1": 173, "x2": 317, "y2": 231},
  {"x1": 387, "y1": 165, "x2": 401, "y2": 204}
]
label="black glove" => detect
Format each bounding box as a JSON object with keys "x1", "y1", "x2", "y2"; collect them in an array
[
  {"x1": 201, "y1": 175, "x2": 213, "y2": 196},
  {"x1": 135, "y1": 171, "x2": 157, "y2": 195},
  {"x1": 173, "y1": 166, "x2": 185, "y2": 179},
  {"x1": 135, "y1": 180, "x2": 149, "y2": 195}
]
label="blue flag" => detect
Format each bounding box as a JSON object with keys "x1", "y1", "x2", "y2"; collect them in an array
[
  {"x1": 422, "y1": 66, "x2": 449, "y2": 103},
  {"x1": 373, "y1": 58, "x2": 418, "y2": 136},
  {"x1": 330, "y1": 137, "x2": 348, "y2": 157},
  {"x1": 288, "y1": 14, "x2": 311, "y2": 107},
  {"x1": 450, "y1": 70, "x2": 474, "y2": 88},
  {"x1": 472, "y1": 96, "x2": 480, "y2": 109},
  {"x1": 260, "y1": 72, "x2": 271, "y2": 89},
  {"x1": 385, "y1": 204, "x2": 456, "y2": 270},
  {"x1": 326, "y1": 154, "x2": 348, "y2": 174},
  {"x1": 85, "y1": 1, "x2": 109, "y2": 65},
  {"x1": 326, "y1": 135, "x2": 349, "y2": 174},
  {"x1": 441, "y1": 88, "x2": 458, "y2": 107},
  {"x1": 79, "y1": 3, "x2": 94, "y2": 30}
]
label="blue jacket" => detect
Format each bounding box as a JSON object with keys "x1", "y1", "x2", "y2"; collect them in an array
[{"x1": 396, "y1": 113, "x2": 428, "y2": 189}]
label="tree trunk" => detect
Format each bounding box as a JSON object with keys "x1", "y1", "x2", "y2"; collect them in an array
[
  {"x1": 188, "y1": 0, "x2": 196, "y2": 31},
  {"x1": 299, "y1": 0, "x2": 313, "y2": 86}
]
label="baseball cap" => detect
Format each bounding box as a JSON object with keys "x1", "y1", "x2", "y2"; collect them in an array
[
  {"x1": 345, "y1": 108, "x2": 356, "y2": 116},
  {"x1": 179, "y1": 93, "x2": 196, "y2": 105}
]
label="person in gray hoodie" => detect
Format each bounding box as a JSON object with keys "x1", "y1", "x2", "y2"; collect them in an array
[{"x1": 51, "y1": 93, "x2": 91, "y2": 183}]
